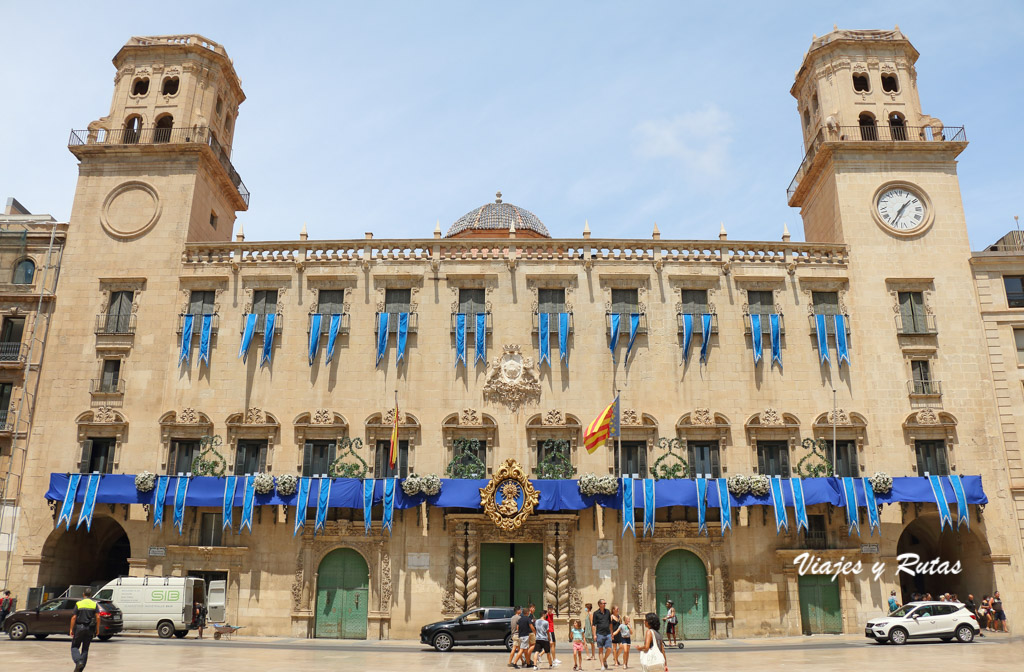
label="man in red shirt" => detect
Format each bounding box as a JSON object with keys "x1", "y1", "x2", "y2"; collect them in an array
[{"x1": 545, "y1": 603, "x2": 562, "y2": 667}]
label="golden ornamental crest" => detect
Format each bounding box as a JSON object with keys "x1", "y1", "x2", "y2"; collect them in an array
[{"x1": 480, "y1": 459, "x2": 540, "y2": 531}]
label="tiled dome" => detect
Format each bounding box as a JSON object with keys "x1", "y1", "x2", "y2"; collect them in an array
[{"x1": 446, "y1": 192, "x2": 550, "y2": 238}]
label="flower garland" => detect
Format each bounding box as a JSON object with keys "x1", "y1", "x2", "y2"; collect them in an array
[
  {"x1": 276, "y1": 473, "x2": 298, "y2": 496},
  {"x1": 135, "y1": 471, "x2": 156, "y2": 493},
  {"x1": 726, "y1": 474, "x2": 750, "y2": 495},
  {"x1": 868, "y1": 471, "x2": 892, "y2": 494},
  {"x1": 579, "y1": 473, "x2": 619, "y2": 497},
  {"x1": 748, "y1": 474, "x2": 771, "y2": 497},
  {"x1": 253, "y1": 472, "x2": 275, "y2": 495},
  {"x1": 402, "y1": 473, "x2": 443, "y2": 496}
]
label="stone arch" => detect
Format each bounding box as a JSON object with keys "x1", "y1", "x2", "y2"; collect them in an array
[
  {"x1": 313, "y1": 545, "x2": 372, "y2": 639},
  {"x1": 654, "y1": 547, "x2": 711, "y2": 640},
  {"x1": 11, "y1": 256, "x2": 35, "y2": 285},
  {"x1": 364, "y1": 411, "x2": 420, "y2": 478},
  {"x1": 896, "y1": 513, "x2": 994, "y2": 602},
  {"x1": 38, "y1": 515, "x2": 132, "y2": 587}
]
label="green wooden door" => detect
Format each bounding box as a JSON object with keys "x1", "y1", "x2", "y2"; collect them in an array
[
  {"x1": 480, "y1": 543, "x2": 512, "y2": 607},
  {"x1": 513, "y1": 543, "x2": 543, "y2": 609},
  {"x1": 655, "y1": 550, "x2": 710, "y2": 640},
  {"x1": 315, "y1": 548, "x2": 369, "y2": 639},
  {"x1": 798, "y1": 575, "x2": 842, "y2": 634}
]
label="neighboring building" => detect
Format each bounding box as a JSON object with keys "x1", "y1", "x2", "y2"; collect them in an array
[
  {"x1": 0, "y1": 198, "x2": 66, "y2": 584},
  {"x1": 4, "y1": 30, "x2": 1022, "y2": 640}
]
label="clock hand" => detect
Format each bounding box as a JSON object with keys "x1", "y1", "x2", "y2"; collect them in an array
[{"x1": 892, "y1": 200, "x2": 911, "y2": 226}]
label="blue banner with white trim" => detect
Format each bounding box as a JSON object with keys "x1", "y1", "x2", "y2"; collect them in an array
[
  {"x1": 696, "y1": 477, "x2": 708, "y2": 535},
  {"x1": 621, "y1": 477, "x2": 635, "y2": 536},
  {"x1": 239, "y1": 476, "x2": 256, "y2": 533},
  {"x1": 791, "y1": 477, "x2": 809, "y2": 534},
  {"x1": 841, "y1": 476, "x2": 859, "y2": 536},
  {"x1": 382, "y1": 478, "x2": 396, "y2": 535},
  {"x1": 609, "y1": 314, "x2": 621, "y2": 360},
  {"x1": 198, "y1": 314, "x2": 213, "y2": 366},
  {"x1": 173, "y1": 476, "x2": 190, "y2": 535},
  {"x1": 643, "y1": 478, "x2": 655, "y2": 537},
  {"x1": 700, "y1": 313, "x2": 712, "y2": 363},
  {"x1": 314, "y1": 477, "x2": 330, "y2": 536},
  {"x1": 750, "y1": 314, "x2": 762, "y2": 365},
  {"x1": 626, "y1": 314, "x2": 641, "y2": 361},
  {"x1": 57, "y1": 473, "x2": 81, "y2": 530},
  {"x1": 178, "y1": 314, "x2": 194, "y2": 366},
  {"x1": 239, "y1": 313, "x2": 256, "y2": 363},
  {"x1": 538, "y1": 312, "x2": 551, "y2": 366},
  {"x1": 376, "y1": 313, "x2": 389, "y2": 366},
  {"x1": 294, "y1": 477, "x2": 312, "y2": 536},
  {"x1": 863, "y1": 477, "x2": 880, "y2": 536},
  {"x1": 717, "y1": 477, "x2": 732, "y2": 535},
  {"x1": 363, "y1": 478, "x2": 375, "y2": 535},
  {"x1": 770, "y1": 314, "x2": 782, "y2": 367},
  {"x1": 558, "y1": 312, "x2": 570, "y2": 366},
  {"x1": 396, "y1": 312, "x2": 409, "y2": 362},
  {"x1": 222, "y1": 476, "x2": 237, "y2": 530},
  {"x1": 260, "y1": 313, "x2": 276, "y2": 366},
  {"x1": 309, "y1": 314, "x2": 322, "y2": 365},
  {"x1": 455, "y1": 313, "x2": 467, "y2": 367},
  {"x1": 929, "y1": 474, "x2": 953, "y2": 531},
  {"x1": 76, "y1": 474, "x2": 101, "y2": 532},
  {"x1": 815, "y1": 314, "x2": 830, "y2": 366},
  {"x1": 326, "y1": 314, "x2": 342, "y2": 364},
  {"x1": 835, "y1": 315, "x2": 850, "y2": 367},
  {"x1": 476, "y1": 313, "x2": 487, "y2": 364},
  {"x1": 681, "y1": 313, "x2": 693, "y2": 362},
  {"x1": 770, "y1": 476, "x2": 788, "y2": 533},
  {"x1": 948, "y1": 474, "x2": 969, "y2": 530},
  {"x1": 152, "y1": 476, "x2": 169, "y2": 529}
]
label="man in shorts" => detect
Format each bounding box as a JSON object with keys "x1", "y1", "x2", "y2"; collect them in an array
[
  {"x1": 591, "y1": 599, "x2": 612, "y2": 670},
  {"x1": 663, "y1": 599, "x2": 677, "y2": 647},
  {"x1": 535, "y1": 607, "x2": 553, "y2": 668},
  {"x1": 992, "y1": 592, "x2": 1007, "y2": 633},
  {"x1": 514, "y1": 604, "x2": 537, "y2": 669},
  {"x1": 508, "y1": 606, "x2": 522, "y2": 668}
]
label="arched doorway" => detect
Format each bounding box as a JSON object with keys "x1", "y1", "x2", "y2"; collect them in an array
[
  {"x1": 38, "y1": 516, "x2": 131, "y2": 589},
  {"x1": 655, "y1": 550, "x2": 709, "y2": 640},
  {"x1": 315, "y1": 548, "x2": 369, "y2": 639},
  {"x1": 889, "y1": 112, "x2": 907, "y2": 141},
  {"x1": 896, "y1": 514, "x2": 994, "y2": 601},
  {"x1": 859, "y1": 112, "x2": 878, "y2": 141}
]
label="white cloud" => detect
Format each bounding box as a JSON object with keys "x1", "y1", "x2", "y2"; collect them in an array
[{"x1": 631, "y1": 105, "x2": 733, "y2": 180}]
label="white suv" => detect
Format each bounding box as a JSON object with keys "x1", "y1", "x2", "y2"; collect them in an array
[{"x1": 865, "y1": 601, "x2": 979, "y2": 645}]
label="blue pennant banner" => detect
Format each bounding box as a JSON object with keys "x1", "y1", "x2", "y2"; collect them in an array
[
  {"x1": 626, "y1": 314, "x2": 641, "y2": 361},
  {"x1": 538, "y1": 312, "x2": 551, "y2": 366},
  {"x1": 558, "y1": 312, "x2": 570, "y2": 366},
  {"x1": 717, "y1": 478, "x2": 732, "y2": 535},
  {"x1": 770, "y1": 476, "x2": 788, "y2": 534},
  {"x1": 222, "y1": 476, "x2": 237, "y2": 530},
  {"x1": 239, "y1": 476, "x2": 256, "y2": 533},
  {"x1": 815, "y1": 314, "x2": 830, "y2": 366},
  {"x1": 363, "y1": 478, "x2": 375, "y2": 535},
  {"x1": 643, "y1": 478, "x2": 655, "y2": 537},
  {"x1": 791, "y1": 477, "x2": 809, "y2": 534},
  {"x1": 314, "y1": 477, "x2": 330, "y2": 536},
  {"x1": 696, "y1": 477, "x2": 708, "y2": 536},
  {"x1": 835, "y1": 315, "x2": 850, "y2": 367},
  {"x1": 239, "y1": 313, "x2": 256, "y2": 363},
  {"x1": 58, "y1": 473, "x2": 81, "y2": 530},
  {"x1": 178, "y1": 314, "x2": 194, "y2": 366},
  {"x1": 609, "y1": 314, "x2": 621, "y2": 360},
  {"x1": 173, "y1": 476, "x2": 190, "y2": 535},
  {"x1": 76, "y1": 474, "x2": 101, "y2": 532},
  {"x1": 376, "y1": 313, "x2": 389, "y2": 366},
  {"x1": 621, "y1": 477, "x2": 635, "y2": 537},
  {"x1": 198, "y1": 314, "x2": 213, "y2": 366},
  {"x1": 700, "y1": 313, "x2": 712, "y2": 363},
  {"x1": 152, "y1": 476, "x2": 169, "y2": 529},
  {"x1": 455, "y1": 313, "x2": 467, "y2": 367},
  {"x1": 862, "y1": 477, "x2": 880, "y2": 536},
  {"x1": 948, "y1": 474, "x2": 969, "y2": 530},
  {"x1": 770, "y1": 314, "x2": 782, "y2": 367},
  {"x1": 294, "y1": 477, "x2": 312, "y2": 536},
  {"x1": 396, "y1": 313, "x2": 409, "y2": 362},
  {"x1": 326, "y1": 314, "x2": 342, "y2": 364},
  {"x1": 681, "y1": 314, "x2": 693, "y2": 362},
  {"x1": 929, "y1": 474, "x2": 953, "y2": 531},
  {"x1": 309, "y1": 314, "x2": 322, "y2": 365},
  {"x1": 750, "y1": 314, "x2": 762, "y2": 364},
  {"x1": 260, "y1": 313, "x2": 276, "y2": 366},
  {"x1": 382, "y1": 478, "x2": 396, "y2": 535},
  {"x1": 476, "y1": 313, "x2": 487, "y2": 364},
  {"x1": 841, "y1": 476, "x2": 860, "y2": 536}
]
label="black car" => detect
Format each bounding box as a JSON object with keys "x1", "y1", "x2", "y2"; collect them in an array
[
  {"x1": 4, "y1": 598, "x2": 123, "y2": 641},
  {"x1": 421, "y1": 607, "x2": 515, "y2": 652}
]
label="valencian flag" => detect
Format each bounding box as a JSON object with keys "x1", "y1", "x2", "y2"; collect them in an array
[
  {"x1": 584, "y1": 395, "x2": 620, "y2": 454},
  {"x1": 389, "y1": 398, "x2": 400, "y2": 469}
]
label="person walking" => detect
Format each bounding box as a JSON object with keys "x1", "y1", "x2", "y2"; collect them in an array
[
  {"x1": 635, "y1": 613, "x2": 668, "y2": 672},
  {"x1": 610, "y1": 606, "x2": 622, "y2": 668},
  {"x1": 570, "y1": 619, "x2": 585, "y2": 671},
  {"x1": 193, "y1": 600, "x2": 208, "y2": 639},
  {"x1": 613, "y1": 616, "x2": 632, "y2": 669},
  {"x1": 0, "y1": 589, "x2": 13, "y2": 628},
  {"x1": 887, "y1": 590, "x2": 900, "y2": 613},
  {"x1": 583, "y1": 603, "x2": 595, "y2": 661},
  {"x1": 509, "y1": 606, "x2": 523, "y2": 668},
  {"x1": 514, "y1": 604, "x2": 537, "y2": 669},
  {"x1": 535, "y1": 607, "x2": 554, "y2": 669},
  {"x1": 991, "y1": 591, "x2": 1007, "y2": 632},
  {"x1": 545, "y1": 603, "x2": 562, "y2": 666},
  {"x1": 662, "y1": 600, "x2": 677, "y2": 648},
  {"x1": 69, "y1": 587, "x2": 101, "y2": 672},
  {"x1": 592, "y1": 599, "x2": 613, "y2": 671},
  {"x1": 964, "y1": 594, "x2": 984, "y2": 638}
]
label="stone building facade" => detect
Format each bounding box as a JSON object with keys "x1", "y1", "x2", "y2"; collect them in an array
[{"x1": 3, "y1": 30, "x2": 1022, "y2": 639}]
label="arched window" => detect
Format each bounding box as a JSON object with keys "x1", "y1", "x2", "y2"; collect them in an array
[
  {"x1": 224, "y1": 114, "x2": 233, "y2": 133},
  {"x1": 154, "y1": 115, "x2": 174, "y2": 143},
  {"x1": 131, "y1": 78, "x2": 149, "y2": 96},
  {"x1": 881, "y1": 74, "x2": 899, "y2": 93},
  {"x1": 123, "y1": 115, "x2": 142, "y2": 144},
  {"x1": 859, "y1": 112, "x2": 877, "y2": 141},
  {"x1": 889, "y1": 112, "x2": 907, "y2": 141},
  {"x1": 803, "y1": 108, "x2": 811, "y2": 129},
  {"x1": 852, "y1": 73, "x2": 870, "y2": 92},
  {"x1": 161, "y1": 76, "x2": 179, "y2": 96},
  {"x1": 811, "y1": 93, "x2": 819, "y2": 114},
  {"x1": 12, "y1": 258, "x2": 35, "y2": 285}
]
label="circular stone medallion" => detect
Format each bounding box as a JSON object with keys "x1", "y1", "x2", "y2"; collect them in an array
[{"x1": 100, "y1": 181, "x2": 161, "y2": 239}]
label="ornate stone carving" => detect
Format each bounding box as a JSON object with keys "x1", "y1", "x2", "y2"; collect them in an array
[
  {"x1": 482, "y1": 345, "x2": 541, "y2": 412},
  {"x1": 179, "y1": 408, "x2": 198, "y2": 424},
  {"x1": 543, "y1": 409, "x2": 564, "y2": 426},
  {"x1": 383, "y1": 408, "x2": 404, "y2": 426},
  {"x1": 633, "y1": 554, "x2": 644, "y2": 613},
  {"x1": 621, "y1": 409, "x2": 640, "y2": 426},
  {"x1": 380, "y1": 552, "x2": 392, "y2": 609},
  {"x1": 692, "y1": 408, "x2": 714, "y2": 426},
  {"x1": 445, "y1": 530, "x2": 478, "y2": 613},
  {"x1": 461, "y1": 408, "x2": 480, "y2": 426},
  {"x1": 760, "y1": 407, "x2": 782, "y2": 426},
  {"x1": 94, "y1": 407, "x2": 118, "y2": 424},
  {"x1": 916, "y1": 408, "x2": 939, "y2": 425},
  {"x1": 291, "y1": 549, "x2": 304, "y2": 610},
  {"x1": 480, "y1": 459, "x2": 541, "y2": 532},
  {"x1": 312, "y1": 408, "x2": 332, "y2": 425},
  {"x1": 827, "y1": 408, "x2": 851, "y2": 425},
  {"x1": 245, "y1": 407, "x2": 266, "y2": 424}
]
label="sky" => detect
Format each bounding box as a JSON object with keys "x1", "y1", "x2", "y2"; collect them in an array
[{"x1": 1, "y1": 1, "x2": 1022, "y2": 249}]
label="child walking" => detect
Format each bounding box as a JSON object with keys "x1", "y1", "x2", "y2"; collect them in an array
[
  {"x1": 571, "y1": 619, "x2": 585, "y2": 671},
  {"x1": 613, "y1": 615, "x2": 632, "y2": 669}
]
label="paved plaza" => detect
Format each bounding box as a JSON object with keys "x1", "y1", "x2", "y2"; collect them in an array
[{"x1": 0, "y1": 632, "x2": 1018, "y2": 671}]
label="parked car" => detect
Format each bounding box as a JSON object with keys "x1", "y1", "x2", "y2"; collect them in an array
[
  {"x1": 865, "y1": 601, "x2": 979, "y2": 644},
  {"x1": 4, "y1": 597, "x2": 123, "y2": 641},
  {"x1": 421, "y1": 607, "x2": 515, "y2": 652}
]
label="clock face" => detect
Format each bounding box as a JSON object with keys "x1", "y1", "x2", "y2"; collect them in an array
[{"x1": 876, "y1": 187, "x2": 927, "y2": 232}]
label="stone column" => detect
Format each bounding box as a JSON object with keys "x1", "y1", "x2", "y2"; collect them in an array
[
  {"x1": 781, "y1": 565, "x2": 801, "y2": 635},
  {"x1": 127, "y1": 557, "x2": 148, "y2": 577}
]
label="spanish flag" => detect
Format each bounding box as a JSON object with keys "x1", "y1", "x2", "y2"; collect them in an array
[
  {"x1": 584, "y1": 396, "x2": 620, "y2": 454},
  {"x1": 389, "y1": 403, "x2": 400, "y2": 468}
]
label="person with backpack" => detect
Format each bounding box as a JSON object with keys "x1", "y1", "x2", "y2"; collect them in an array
[
  {"x1": 635, "y1": 612, "x2": 668, "y2": 672},
  {"x1": 0, "y1": 590, "x2": 13, "y2": 628}
]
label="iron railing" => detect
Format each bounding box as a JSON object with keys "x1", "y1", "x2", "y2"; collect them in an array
[
  {"x1": 0, "y1": 342, "x2": 27, "y2": 363},
  {"x1": 677, "y1": 312, "x2": 718, "y2": 335},
  {"x1": 803, "y1": 529, "x2": 829, "y2": 550},
  {"x1": 743, "y1": 313, "x2": 786, "y2": 335},
  {"x1": 308, "y1": 312, "x2": 351, "y2": 335},
  {"x1": 95, "y1": 313, "x2": 137, "y2": 335},
  {"x1": 177, "y1": 313, "x2": 220, "y2": 335},
  {"x1": 449, "y1": 312, "x2": 493, "y2": 334},
  {"x1": 241, "y1": 314, "x2": 284, "y2": 336},
  {"x1": 788, "y1": 124, "x2": 966, "y2": 201},
  {"x1": 605, "y1": 312, "x2": 648, "y2": 334},
  {"x1": 807, "y1": 313, "x2": 851, "y2": 336},
  {"x1": 908, "y1": 379, "x2": 942, "y2": 396},
  {"x1": 0, "y1": 410, "x2": 13, "y2": 433},
  {"x1": 90, "y1": 378, "x2": 126, "y2": 395},
  {"x1": 896, "y1": 313, "x2": 938, "y2": 335},
  {"x1": 374, "y1": 312, "x2": 419, "y2": 334},
  {"x1": 532, "y1": 311, "x2": 574, "y2": 333},
  {"x1": 68, "y1": 127, "x2": 249, "y2": 207}
]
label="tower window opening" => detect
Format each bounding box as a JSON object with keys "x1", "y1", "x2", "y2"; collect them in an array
[
  {"x1": 852, "y1": 73, "x2": 870, "y2": 92},
  {"x1": 225, "y1": 114, "x2": 232, "y2": 133},
  {"x1": 881, "y1": 74, "x2": 899, "y2": 93},
  {"x1": 122, "y1": 115, "x2": 142, "y2": 144},
  {"x1": 131, "y1": 78, "x2": 149, "y2": 96},
  {"x1": 889, "y1": 113, "x2": 907, "y2": 141},
  {"x1": 162, "y1": 76, "x2": 179, "y2": 96},
  {"x1": 858, "y1": 112, "x2": 877, "y2": 141},
  {"x1": 216, "y1": 97, "x2": 224, "y2": 116},
  {"x1": 802, "y1": 108, "x2": 811, "y2": 129},
  {"x1": 811, "y1": 93, "x2": 819, "y2": 114},
  {"x1": 154, "y1": 114, "x2": 174, "y2": 143}
]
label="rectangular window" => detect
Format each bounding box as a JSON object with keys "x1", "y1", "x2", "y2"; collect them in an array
[
  {"x1": 105, "y1": 291, "x2": 134, "y2": 333},
  {"x1": 831, "y1": 440, "x2": 859, "y2": 478},
  {"x1": 374, "y1": 439, "x2": 410, "y2": 478},
  {"x1": 898, "y1": 291, "x2": 928, "y2": 333},
  {"x1": 611, "y1": 289, "x2": 640, "y2": 314},
  {"x1": 537, "y1": 288, "x2": 566, "y2": 314},
  {"x1": 100, "y1": 359, "x2": 121, "y2": 393},
  {"x1": 1015, "y1": 328, "x2": 1024, "y2": 364},
  {"x1": 188, "y1": 291, "x2": 216, "y2": 316},
  {"x1": 812, "y1": 291, "x2": 840, "y2": 316},
  {"x1": 681, "y1": 289, "x2": 708, "y2": 315},
  {"x1": 747, "y1": 291, "x2": 775, "y2": 315},
  {"x1": 687, "y1": 442, "x2": 720, "y2": 478},
  {"x1": 317, "y1": 290, "x2": 345, "y2": 316},
  {"x1": 911, "y1": 359, "x2": 935, "y2": 394},
  {"x1": 458, "y1": 288, "x2": 486, "y2": 316},
  {"x1": 536, "y1": 439, "x2": 570, "y2": 472},
  {"x1": 0, "y1": 382, "x2": 13, "y2": 426},
  {"x1": 168, "y1": 440, "x2": 200, "y2": 475},
  {"x1": 198, "y1": 512, "x2": 224, "y2": 546},
  {"x1": 302, "y1": 440, "x2": 337, "y2": 477},
  {"x1": 0, "y1": 317, "x2": 24, "y2": 361},
  {"x1": 915, "y1": 440, "x2": 949, "y2": 476},
  {"x1": 80, "y1": 438, "x2": 115, "y2": 474},
  {"x1": 234, "y1": 440, "x2": 268, "y2": 475},
  {"x1": 805, "y1": 514, "x2": 827, "y2": 549},
  {"x1": 1004, "y1": 276, "x2": 1024, "y2": 308},
  {"x1": 209, "y1": 211, "x2": 218, "y2": 230},
  {"x1": 385, "y1": 288, "x2": 411, "y2": 314},
  {"x1": 757, "y1": 441, "x2": 790, "y2": 477},
  {"x1": 252, "y1": 290, "x2": 278, "y2": 317},
  {"x1": 614, "y1": 440, "x2": 648, "y2": 478}
]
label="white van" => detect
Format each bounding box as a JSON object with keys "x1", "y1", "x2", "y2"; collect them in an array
[{"x1": 95, "y1": 576, "x2": 226, "y2": 639}]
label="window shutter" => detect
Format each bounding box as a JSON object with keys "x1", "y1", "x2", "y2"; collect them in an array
[
  {"x1": 328, "y1": 441, "x2": 337, "y2": 468},
  {"x1": 538, "y1": 289, "x2": 565, "y2": 314},
  {"x1": 189, "y1": 292, "x2": 203, "y2": 315},
  {"x1": 936, "y1": 443, "x2": 949, "y2": 476},
  {"x1": 400, "y1": 440, "x2": 409, "y2": 478},
  {"x1": 613, "y1": 446, "x2": 620, "y2": 476},
  {"x1": 375, "y1": 440, "x2": 386, "y2": 477},
  {"x1": 638, "y1": 442, "x2": 648, "y2": 478},
  {"x1": 756, "y1": 445, "x2": 765, "y2": 474},
  {"x1": 233, "y1": 445, "x2": 245, "y2": 476},
  {"x1": 319, "y1": 290, "x2": 344, "y2": 315},
  {"x1": 686, "y1": 444, "x2": 695, "y2": 478},
  {"x1": 258, "y1": 444, "x2": 268, "y2": 472},
  {"x1": 710, "y1": 444, "x2": 721, "y2": 478},
  {"x1": 302, "y1": 442, "x2": 313, "y2": 477},
  {"x1": 780, "y1": 445, "x2": 790, "y2": 477},
  {"x1": 915, "y1": 444, "x2": 927, "y2": 475},
  {"x1": 848, "y1": 442, "x2": 859, "y2": 476},
  {"x1": 80, "y1": 440, "x2": 93, "y2": 473}
]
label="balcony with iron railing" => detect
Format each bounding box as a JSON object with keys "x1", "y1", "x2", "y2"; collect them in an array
[
  {"x1": 90, "y1": 377, "x2": 126, "y2": 396},
  {"x1": 177, "y1": 313, "x2": 220, "y2": 335},
  {"x1": 95, "y1": 313, "x2": 137, "y2": 336},
  {"x1": 896, "y1": 313, "x2": 938, "y2": 336},
  {"x1": 374, "y1": 312, "x2": 419, "y2": 334},
  {"x1": 308, "y1": 312, "x2": 351, "y2": 335},
  {"x1": 788, "y1": 124, "x2": 966, "y2": 203},
  {"x1": 0, "y1": 409, "x2": 14, "y2": 434},
  {"x1": 449, "y1": 312, "x2": 493, "y2": 334},
  {"x1": 802, "y1": 529, "x2": 829, "y2": 550},
  {"x1": 241, "y1": 314, "x2": 284, "y2": 336},
  {"x1": 606, "y1": 312, "x2": 648, "y2": 334},
  {"x1": 908, "y1": 379, "x2": 942, "y2": 397},
  {"x1": 743, "y1": 313, "x2": 786, "y2": 335},
  {"x1": 68, "y1": 126, "x2": 249, "y2": 207},
  {"x1": 0, "y1": 342, "x2": 27, "y2": 365},
  {"x1": 677, "y1": 312, "x2": 718, "y2": 335},
  {"x1": 807, "y1": 313, "x2": 851, "y2": 336},
  {"x1": 532, "y1": 311, "x2": 574, "y2": 333}
]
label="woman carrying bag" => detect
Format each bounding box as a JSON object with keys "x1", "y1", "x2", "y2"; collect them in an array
[{"x1": 635, "y1": 612, "x2": 668, "y2": 672}]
